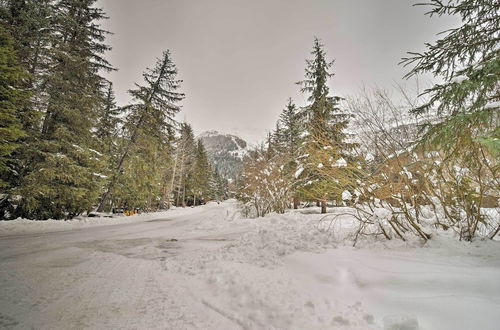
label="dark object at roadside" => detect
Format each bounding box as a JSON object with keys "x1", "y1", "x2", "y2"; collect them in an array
[{"x1": 112, "y1": 208, "x2": 140, "y2": 216}]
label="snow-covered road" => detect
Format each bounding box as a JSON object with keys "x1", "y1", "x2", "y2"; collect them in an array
[
  {"x1": 0, "y1": 202, "x2": 251, "y2": 329},
  {"x1": 1, "y1": 201, "x2": 499, "y2": 330}
]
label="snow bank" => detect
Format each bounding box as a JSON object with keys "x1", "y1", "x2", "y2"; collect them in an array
[
  {"x1": 166, "y1": 208, "x2": 356, "y2": 272},
  {"x1": 163, "y1": 204, "x2": 500, "y2": 330}
]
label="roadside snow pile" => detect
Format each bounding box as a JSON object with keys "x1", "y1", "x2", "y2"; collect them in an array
[
  {"x1": 165, "y1": 208, "x2": 353, "y2": 274},
  {"x1": 163, "y1": 205, "x2": 500, "y2": 330},
  {"x1": 218, "y1": 213, "x2": 337, "y2": 267},
  {"x1": 163, "y1": 207, "x2": 383, "y2": 329}
]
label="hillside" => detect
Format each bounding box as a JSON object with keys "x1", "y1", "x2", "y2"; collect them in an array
[{"x1": 198, "y1": 131, "x2": 249, "y2": 181}]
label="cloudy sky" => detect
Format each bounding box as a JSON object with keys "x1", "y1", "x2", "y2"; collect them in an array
[{"x1": 98, "y1": 0, "x2": 459, "y2": 143}]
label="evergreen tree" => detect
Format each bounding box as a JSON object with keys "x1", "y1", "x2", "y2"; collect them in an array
[
  {"x1": 402, "y1": 0, "x2": 499, "y2": 156},
  {"x1": 98, "y1": 50, "x2": 184, "y2": 211},
  {"x1": 96, "y1": 81, "x2": 121, "y2": 154},
  {"x1": 0, "y1": 25, "x2": 30, "y2": 189},
  {"x1": 0, "y1": 1, "x2": 52, "y2": 217},
  {"x1": 295, "y1": 38, "x2": 357, "y2": 213},
  {"x1": 273, "y1": 98, "x2": 304, "y2": 208},
  {"x1": 171, "y1": 123, "x2": 195, "y2": 207},
  {"x1": 209, "y1": 168, "x2": 227, "y2": 201},
  {"x1": 267, "y1": 123, "x2": 283, "y2": 156},
  {"x1": 278, "y1": 98, "x2": 303, "y2": 156},
  {"x1": 297, "y1": 38, "x2": 353, "y2": 148},
  {"x1": 93, "y1": 81, "x2": 123, "y2": 200},
  {"x1": 113, "y1": 133, "x2": 171, "y2": 211},
  {"x1": 15, "y1": 0, "x2": 112, "y2": 219},
  {"x1": 190, "y1": 139, "x2": 212, "y2": 205},
  {"x1": 0, "y1": 0, "x2": 53, "y2": 75},
  {"x1": 0, "y1": 0, "x2": 52, "y2": 132},
  {"x1": 0, "y1": 1, "x2": 53, "y2": 205}
]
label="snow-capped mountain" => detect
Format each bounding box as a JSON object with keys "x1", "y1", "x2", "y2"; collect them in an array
[{"x1": 198, "y1": 131, "x2": 249, "y2": 180}]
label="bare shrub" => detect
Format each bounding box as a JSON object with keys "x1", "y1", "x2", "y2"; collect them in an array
[
  {"x1": 344, "y1": 85, "x2": 499, "y2": 243},
  {"x1": 237, "y1": 148, "x2": 294, "y2": 217}
]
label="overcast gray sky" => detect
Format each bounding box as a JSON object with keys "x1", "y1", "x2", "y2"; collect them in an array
[{"x1": 98, "y1": 0, "x2": 459, "y2": 143}]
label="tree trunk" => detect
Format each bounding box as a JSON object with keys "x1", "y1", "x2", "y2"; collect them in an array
[
  {"x1": 293, "y1": 197, "x2": 299, "y2": 209},
  {"x1": 321, "y1": 200, "x2": 327, "y2": 214}
]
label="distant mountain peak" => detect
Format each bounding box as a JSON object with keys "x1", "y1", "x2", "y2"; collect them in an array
[
  {"x1": 199, "y1": 130, "x2": 221, "y2": 138},
  {"x1": 198, "y1": 131, "x2": 248, "y2": 180}
]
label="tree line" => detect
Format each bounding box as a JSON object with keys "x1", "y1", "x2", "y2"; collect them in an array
[{"x1": 0, "y1": 0, "x2": 226, "y2": 219}]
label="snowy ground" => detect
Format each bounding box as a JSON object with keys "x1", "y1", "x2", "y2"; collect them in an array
[{"x1": 1, "y1": 200, "x2": 499, "y2": 329}]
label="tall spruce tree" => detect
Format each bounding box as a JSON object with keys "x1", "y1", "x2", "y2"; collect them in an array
[
  {"x1": 98, "y1": 50, "x2": 184, "y2": 211},
  {"x1": 274, "y1": 98, "x2": 304, "y2": 208},
  {"x1": 15, "y1": 0, "x2": 113, "y2": 219},
  {"x1": 295, "y1": 38, "x2": 357, "y2": 213},
  {"x1": 402, "y1": 0, "x2": 499, "y2": 156},
  {"x1": 297, "y1": 38, "x2": 353, "y2": 147},
  {"x1": 171, "y1": 123, "x2": 195, "y2": 207},
  {"x1": 0, "y1": 1, "x2": 52, "y2": 217}
]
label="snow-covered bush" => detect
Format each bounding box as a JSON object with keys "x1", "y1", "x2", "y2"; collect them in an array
[
  {"x1": 418, "y1": 148, "x2": 499, "y2": 240},
  {"x1": 347, "y1": 86, "x2": 499, "y2": 242},
  {"x1": 346, "y1": 144, "x2": 499, "y2": 243},
  {"x1": 237, "y1": 149, "x2": 294, "y2": 217}
]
